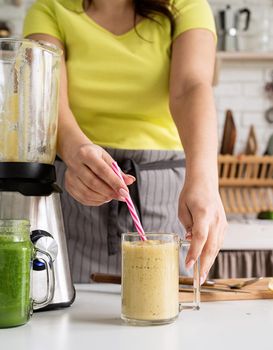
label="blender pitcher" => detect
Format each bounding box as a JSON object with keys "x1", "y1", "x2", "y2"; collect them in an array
[
  {"x1": 0, "y1": 38, "x2": 61, "y2": 163},
  {"x1": 0, "y1": 39, "x2": 75, "y2": 311}
]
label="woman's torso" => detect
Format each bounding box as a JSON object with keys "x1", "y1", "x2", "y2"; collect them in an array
[{"x1": 23, "y1": 0, "x2": 215, "y2": 150}]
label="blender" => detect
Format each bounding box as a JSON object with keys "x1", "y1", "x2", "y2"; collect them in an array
[{"x1": 0, "y1": 38, "x2": 75, "y2": 310}]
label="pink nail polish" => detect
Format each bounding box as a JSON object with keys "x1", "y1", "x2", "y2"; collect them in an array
[
  {"x1": 119, "y1": 188, "x2": 129, "y2": 198},
  {"x1": 185, "y1": 233, "x2": 192, "y2": 241},
  {"x1": 186, "y1": 259, "x2": 195, "y2": 270},
  {"x1": 200, "y1": 273, "x2": 207, "y2": 285}
]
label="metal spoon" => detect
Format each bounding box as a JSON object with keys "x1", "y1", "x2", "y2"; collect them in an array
[{"x1": 209, "y1": 277, "x2": 263, "y2": 290}]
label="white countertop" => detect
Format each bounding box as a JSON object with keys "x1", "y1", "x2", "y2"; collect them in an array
[
  {"x1": 1, "y1": 284, "x2": 273, "y2": 350},
  {"x1": 222, "y1": 220, "x2": 273, "y2": 250}
]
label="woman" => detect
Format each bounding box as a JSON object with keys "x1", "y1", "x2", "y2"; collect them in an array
[{"x1": 24, "y1": 0, "x2": 227, "y2": 283}]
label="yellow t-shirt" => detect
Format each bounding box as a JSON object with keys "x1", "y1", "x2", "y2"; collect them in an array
[{"x1": 23, "y1": 0, "x2": 215, "y2": 150}]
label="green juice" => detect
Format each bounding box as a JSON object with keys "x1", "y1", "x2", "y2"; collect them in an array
[{"x1": 0, "y1": 228, "x2": 33, "y2": 328}]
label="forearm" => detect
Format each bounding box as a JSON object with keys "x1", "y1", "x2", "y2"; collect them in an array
[
  {"x1": 169, "y1": 30, "x2": 226, "y2": 279},
  {"x1": 56, "y1": 56, "x2": 92, "y2": 165},
  {"x1": 57, "y1": 105, "x2": 91, "y2": 165},
  {"x1": 171, "y1": 83, "x2": 218, "y2": 187}
]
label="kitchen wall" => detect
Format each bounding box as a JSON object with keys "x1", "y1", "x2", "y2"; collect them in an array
[
  {"x1": 211, "y1": 0, "x2": 273, "y2": 154},
  {"x1": 1, "y1": 0, "x2": 273, "y2": 154},
  {"x1": 0, "y1": 0, "x2": 30, "y2": 36}
]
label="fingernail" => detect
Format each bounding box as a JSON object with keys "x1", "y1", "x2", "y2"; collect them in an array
[
  {"x1": 185, "y1": 232, "x2": 192, "y2": 240},
  {"x1": 200, "y1": 272, "x2": 207, "y2": 285},
  {"x1": 186, "y1": 259, "x2": 195, "y2": 270},
  {"x1": 119, "y1": 188, "x2": 129, "y2": 198},
  {"x1": 127, "y1": 175, "x2": 136, "y2": 181},
  {"x1": 127, "y1": 178, "x2": 135, "y2": 185},
  {"x1": 118, "y1": 196, "x2": 126, "y2": 202}
]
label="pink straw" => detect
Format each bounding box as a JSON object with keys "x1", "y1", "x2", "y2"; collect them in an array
[{"x1": 112, "y1": 162, "x2": 147, "y2": 241}]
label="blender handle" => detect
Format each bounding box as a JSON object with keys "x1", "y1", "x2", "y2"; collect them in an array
[
  {"x1": 219, "y1": 10, "x2": 226, "y2": 31},
  {"x1": 33, "y1": 247, "x2": 55, "y2": 310}
]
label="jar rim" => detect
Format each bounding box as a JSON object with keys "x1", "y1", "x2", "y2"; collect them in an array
[
  {"x1": 0, "y1": 219, "x2": 30, "y2": 231},
  {"x1": 122, "y1": 232, "x2": 179, "y2": 237}
]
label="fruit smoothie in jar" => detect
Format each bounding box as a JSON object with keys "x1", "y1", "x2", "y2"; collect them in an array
[{"x1": 121, "y1": 234, "x2": 179, "y2": 325}]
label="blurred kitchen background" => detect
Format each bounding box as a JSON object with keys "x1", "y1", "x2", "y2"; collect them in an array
[
  {"x1": 1, "y1": 0, "x2": 273, "y2": 153},
  {"x1": 1, "y1": 0, "x2": 273, "y2": 279}
]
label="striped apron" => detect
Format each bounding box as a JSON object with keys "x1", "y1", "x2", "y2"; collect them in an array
[{"x1": 55, "y1": 148, "x2": 187, "y2": 283}]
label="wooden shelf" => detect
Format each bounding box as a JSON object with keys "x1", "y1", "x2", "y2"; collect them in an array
[
  {"x1": 217, "y1": 51, "x2": 273, "y2": 61},
  {"x1": 213, "y1": 52, "x2": 273, "y2": 84}
]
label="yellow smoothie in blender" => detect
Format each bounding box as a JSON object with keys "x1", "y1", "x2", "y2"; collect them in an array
[{"x1": 121, "y1": 238, "x2": 179, "y2": 323}]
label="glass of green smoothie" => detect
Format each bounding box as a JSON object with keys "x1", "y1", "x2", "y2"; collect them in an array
[
  {"x1": 0, "y1": 219, "x2": 55, "y2": 328},
  {"x1": 121, "y1": 233, "x2": 200, "y2": 326}
]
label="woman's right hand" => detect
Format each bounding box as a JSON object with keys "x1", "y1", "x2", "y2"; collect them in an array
[{"x1": 63, "y1": 143, "x2": 135, "y2": 206}]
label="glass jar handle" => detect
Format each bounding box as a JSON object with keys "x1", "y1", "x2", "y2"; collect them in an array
[
  {"x1": 179, "y1": 239, "x2": 200, "y2": 311},
  {"x1": 32, "y1": 247, "x2": 55, "y2": 310}
]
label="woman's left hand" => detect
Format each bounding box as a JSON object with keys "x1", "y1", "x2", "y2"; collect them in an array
[{"x1": 178, "y1": 177, "x2": 228, "y2": 284}]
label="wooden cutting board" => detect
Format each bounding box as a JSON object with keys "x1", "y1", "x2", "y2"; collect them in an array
[
  {"x1": 179, "y1": 278, "x2": 273, "y2": 302},
  {"x1": 220, "y1": 110, "x2": 237, "y2": 155},
  {"x1": 245, "y1": 125, "x2": 258, "y2": 155}
]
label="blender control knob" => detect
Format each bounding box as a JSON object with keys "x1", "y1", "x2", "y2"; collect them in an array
[{"x1": 31, "y1": 230, "x2": 58, "y2": 261}]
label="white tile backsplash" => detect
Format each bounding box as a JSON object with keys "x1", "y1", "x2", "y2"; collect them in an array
[
  {"x1": 242, "y1": 83, "x2": 265, "y2": 97},
  {"x1": 218, "y1": 97, "x2": 268, "y2": 112},
  {"x1": 0, "y1": 0, "x2": 273, "y2": 154},
  {"x1": 219, "y1": 68, "x2": 264, "y2": 82},
  {"x1": 214, "y1": 83, "x2": 242, "y2": 97},
  {"x1": 241, "y1": 112, "x2": 269, "y2": 127}
]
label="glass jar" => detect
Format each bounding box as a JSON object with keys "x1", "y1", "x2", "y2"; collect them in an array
[
  {"x1": 0, "y1": 219, "x2": 54, "y2": 328},
  {"x1": 121, "y1": 233, "x2": 200, "y2": 326}
]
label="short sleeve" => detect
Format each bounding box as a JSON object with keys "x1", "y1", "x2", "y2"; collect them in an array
[
  {"x1": 172, "y1": 0, "x2": 216, "y2": 41},
  {"x1": 23, "y1": 0, "x2": 64, "y2": 42}
]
